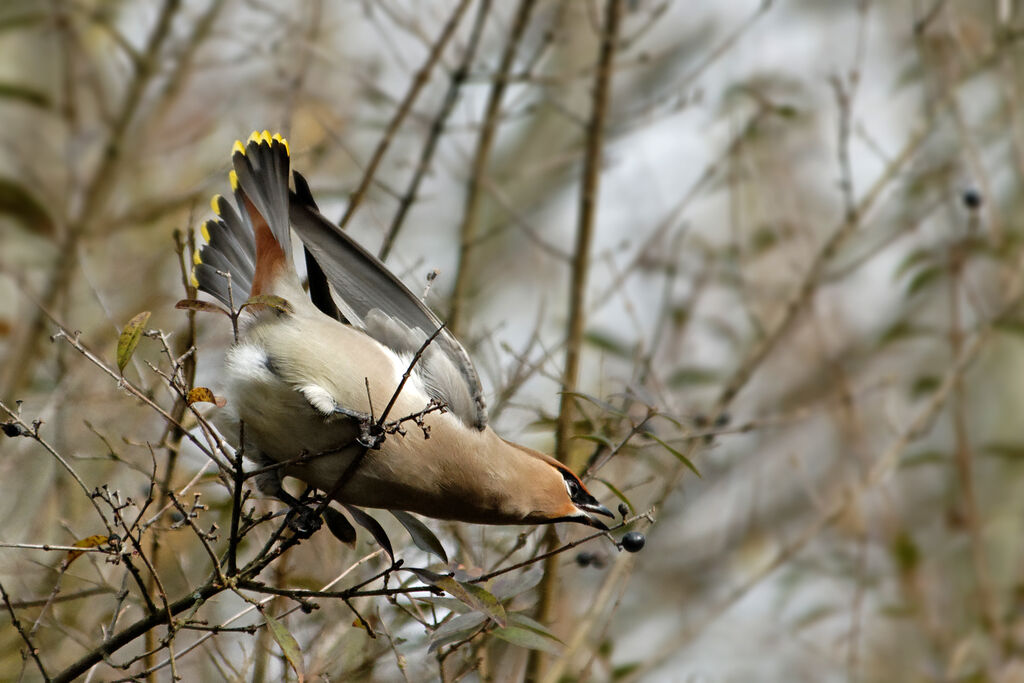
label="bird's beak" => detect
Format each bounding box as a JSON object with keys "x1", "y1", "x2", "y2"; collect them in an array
[
  {"x1": 578, "y1": 502, "x2": 615, "y2": 530},
  {"x1": 588, "y1": 502, "x2": 615, "y2": 519}
]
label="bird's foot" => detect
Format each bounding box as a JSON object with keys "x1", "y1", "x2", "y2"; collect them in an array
[{"x1": 284, "y1": 502, "x2": 322, "y2": 538}]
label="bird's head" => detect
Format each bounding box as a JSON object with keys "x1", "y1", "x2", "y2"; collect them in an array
[{"x1": 504, "y1": 441, "x2": 615, "y2": 529}]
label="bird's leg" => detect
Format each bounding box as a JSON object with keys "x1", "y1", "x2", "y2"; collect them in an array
[{"x1": 251, "y1": 450, "x2": 321, "y2": 538}]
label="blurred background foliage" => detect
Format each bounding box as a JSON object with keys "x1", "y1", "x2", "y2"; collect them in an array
[{"x1": 3, "y1": 0, "x2": 1024, "y2": 680}]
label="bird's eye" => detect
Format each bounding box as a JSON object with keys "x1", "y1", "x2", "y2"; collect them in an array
[{"x1": 563, "y1": 477, "x2": 581, "y2": 499}]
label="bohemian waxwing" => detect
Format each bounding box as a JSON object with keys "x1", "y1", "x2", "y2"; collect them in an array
[{"x1": 192, "y1": 131, "x2": 613, "y2": 529}]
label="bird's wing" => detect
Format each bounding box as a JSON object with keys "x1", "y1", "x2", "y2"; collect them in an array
[{"x1": 287, "y1": 180, "x2": 487, "y2": 431}]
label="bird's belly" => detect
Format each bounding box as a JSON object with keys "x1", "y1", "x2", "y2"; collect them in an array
[{"x1": 225, "y1": 343, "x2": 358, "y2": 465}]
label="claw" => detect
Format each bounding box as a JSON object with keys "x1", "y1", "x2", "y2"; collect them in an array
[{"x1": 285, "y1": 504, "x2": 322, "y2": 538}]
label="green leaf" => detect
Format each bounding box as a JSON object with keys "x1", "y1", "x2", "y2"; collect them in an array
[
  {"x1": 899, "y1": 450, "x2": 949, "y2": 468},
  {"x1": 595, "y1": 477, "x2": 633, "y2": 515},
  {"x1": 612, "y1": 662, "x2": 642, "y2": 680},
  {"x1": 427, "y1": 612, "x2": 486, "y2": 652},
  {"x1": 983, "y1": 442, "x2": 1024, "y2": 460},
  {"x1": 574, "y1": 434, "x2": 614, "y2": 448},
  {"x1": 410, "y1": 569, "x2": 506, "y2": 627},
  {"x1": 893, "y1": 247, "x2": 936, "y2": 281},
  {"x1": 890, "y1": 531, "x2": 920, "y2": 574},
  {"x1": 0, "y1": 177, "x2": 54, "y2": 235},
  {"x1": 492, "y1": 625, "x2": 562, "y2": 654},
  {"x1": 910, "y1": 375, "x2": 939, "y2": 398},
  {"x1": 415, "y1": 596, "x2": 470, "y2": 613},
  {"x1": 647, "y1": 433, "x2": 700, "y2": 477},
  {"x1": 264, "y1": 612, "x2": 304, "y2": 681},
  {"x1": 116, "y1": 311, "x2": 151, "y2": 374},
  {"x1": 995, "y1": 318, "x2": 1024, "y2": 339},
  {"x1": 584, "y1": 330, "x2": 633, "y2": 358},
  {"x1": 0, "y1": 12, "x2": 48, "y2": 35},
  {"x1": 507, "y1": 612, "x2": 563, "y2": 643},
  {"x1": 242, "y1": 294, "x2": 293, "y2": 315},
  {"x1": 877, "y1": 321, "x2": 930, "y2": 348},
  {"x1": 667, "y1": 365, "x2": 720, "y2": 387},
  {"x1": 750, "y1": 225, "x2": 778, "y2": 253},
  {"x1": 175, "y1": 298, "x2": 229, "y2": 316},
  {"x1": 0, "y1": 82, "x2": 51, "y2": 110},
  {"x1": 563, "y1": 391, "x2": 627, "y2": 417},
  {"x1": 391, "y1": 510, "x2": 448, "y2": 563},
  {"x1": 790, "y1": 604, "x2": 837, "y2": 631},
  {"x1": 490, "y1": 568, "x2": 543, "y2": 601},
  {"x1": 904, "y1": 265, "x2": 942, "y2": 297}
]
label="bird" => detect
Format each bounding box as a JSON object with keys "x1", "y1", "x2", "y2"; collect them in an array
[{"x1": 191, "y1": 131, "x2": 614, "y2": 531}]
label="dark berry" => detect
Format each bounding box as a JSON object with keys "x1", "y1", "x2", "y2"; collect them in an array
[
  {"x1": 963, "y1": 189, "x2": 982, "y2": 210},
  {"x1": 1, "y1": 422, "x2": 24, "y2": 437},
  {"x1": 621, "y1": 531, "x2": 646, "y2": 553},
  {"x1": 617, "y1": 503, "x2": 629, "y2": 518}
]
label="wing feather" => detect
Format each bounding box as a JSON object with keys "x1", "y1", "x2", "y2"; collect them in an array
[{"x1": 287, "y1": 194, "x2": 488, "y2": 430}]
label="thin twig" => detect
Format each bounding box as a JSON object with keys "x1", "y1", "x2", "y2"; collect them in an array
[
  {"x1": 0, "y1": 581, "x2": 50, "y2": 681},
  {"x1": 335, "y1": 0, "x2": 474, "y2": 231},
  {"x1": 377, "y1": 0, "x2": 494, "y2": 261},
  {"x1": 534, "y1": 4, "x2": 623, "y2": 676},
  {"x1": 449, "y1": 0, "x2": 538, "y2": 333}
]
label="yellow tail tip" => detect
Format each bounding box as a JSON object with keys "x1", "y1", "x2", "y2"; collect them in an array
[
  {"x1": 200, "y1": 221, "x2": 211, "y2": 243},
  {"x1": 229, "y1": 169, "x2": 239, "y2": 191},
  {"x1": 241, "y1": 129, "x2": 289, "y2": 153},
  {"x1": 192, "y1": 249, "x2": 202, "y2": 265},
  {"x1": 232, "y1": 139, "x2": 246, "y2": 156},
  {"x1": 190, "y1": 273, "x2": 199, "y2": 288},
  {"x1": 272, "y1": 133, "x2": 290, "y2": 155}
]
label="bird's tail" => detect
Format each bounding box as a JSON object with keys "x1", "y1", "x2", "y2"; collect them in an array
[{"x1": 193, "y1": 131, "x2": 292, "y2": 307}]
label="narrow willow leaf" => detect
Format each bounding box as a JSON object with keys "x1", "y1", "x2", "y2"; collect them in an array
[
  {"x1": 391, "y1": 510, "x2": 448, "y2": 563},
  {"x1": 116, "y1": 311, "x2": 151, "y2": 374},
  {"x1": 415, "y1": 596, "x2": 469, "y2": 613},
  {"x1": 596, "y1": 477, "x2": 634, "y2": 514},
  {"x1": 574, "y1": 434, "x2": 614, "y2": 448},
  {"x1": 647, "y1": 433, "x2": 700, "y2": 477},
  {"x1": 323, "y1": 507, "x2": 356, "y2": 545},
  {"x1": 410, "y1": 569, "x2": 506, "y2": 627},
  {"x1": 242, "y1": 294, "x2": 293, "y2": 315},
  {"x1": 562, "y1": 391, "x2": 626, "y2": 417},
  {"x1": 175, "y1": 298, "x2": 229, "y2": 316},
  {"x1": 427, "y1": 612, "x2": 487, "y2": 652},
  {"x1": 344, "y1": 505, "x2": 393, "y2": 560},
  {"x1": 584, "y1": 330, "x2": 632, "y2": 357},
  {"x1": 904, "y1": 265, "x2": 941, "y2": 297},
  {"x1": 492, "y1": 625, "x2": 562, "y2": 654},
  {"x1": 264, "y1": 612, "x2": 304, "y2": 681},
  {"x1": 0, "y1": 83, "x2": 51, "y2": 109},
  {"x1": 0, "y1": 176, "x2": 54, "y2": 234},
  {"x1": 667, "y1": 365, "x2": 720, "y2": 387},
  {"x1": 507, "y1": 612, "x2": 564, "y2": 643},
  {"x1": 490, "y1": 568, "x2": 544, "y2": 601}
]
